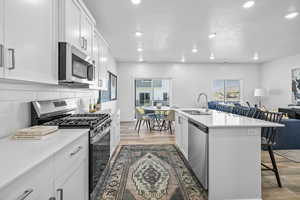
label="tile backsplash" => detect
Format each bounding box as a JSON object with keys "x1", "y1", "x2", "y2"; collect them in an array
[{"x1": 0, "y1": 80, "x2": 117, "y2": 138}]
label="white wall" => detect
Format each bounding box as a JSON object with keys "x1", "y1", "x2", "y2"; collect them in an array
[
  {"x1": 0, "y1": 57, "x2": 118, "y2": 139},
  {"x1": 118, "y1": 62, "x2": 260, "y2": 121},
  {"x1": 260, "y1": 54, "x2": 300, "y2": 110}
]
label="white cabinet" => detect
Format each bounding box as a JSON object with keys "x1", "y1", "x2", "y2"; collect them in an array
[
  {"x1": 54, "y1": 134, "x2": 89, "y2": 200},
  {"x1": 0, "y1": 0, "x2": 4, "y2": 78},
  {"x1": 0, "y1": 157, "x2": 54, "y2": 200},
  {"x1": 174, "y1": 112, "x2": 189, "y2": 159},
  {"x1": 81, "y1": 14, "x2": 94, "y2": 57},
  {"x1": 111, "y1": 110, "x2": 121, "y2": 156},
  {"x1": 55, "y1": 158, "x2": 88, "y2": 200},
  {"x1": 98, "y1": 35, "x2": 109, "y2": 90},
  {"x1": 175, "y1": 113, "x2": 182, "y2": 149},
  {"x1": 64, "y1": 0, "x2": 82, "y2": 49},
  {"x1": 0, "y1": 134, "x2": 89, "y2": 200},
  {"x1": 3, "y1": 0, "x2": 57, "y2": 84},
  {"x1": 92, "y1": 30, "x2": 101, "y2": 88},
  {"x1": 60, "y1": 0, "x2": 95, "y2": 57}
]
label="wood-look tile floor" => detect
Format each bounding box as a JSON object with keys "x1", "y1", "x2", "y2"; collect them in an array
[{"x1": 119, "y1": 121, "x2": 300, "y2": 200}]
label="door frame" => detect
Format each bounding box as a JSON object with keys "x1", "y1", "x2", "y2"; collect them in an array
[{"x1": 133, "y1": 77, "x2": 173, "y2": 118}]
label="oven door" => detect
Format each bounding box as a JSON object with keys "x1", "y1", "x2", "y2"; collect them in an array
[
  {"x1": 59, "y1": 42, "x2": 95, "y2": 85},
  {"x1": 89, "y1": 128, "x2": 110, "y2": 199}
]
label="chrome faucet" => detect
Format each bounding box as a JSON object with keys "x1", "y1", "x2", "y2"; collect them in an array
[{"x1": 197, "y1": 93, "x2": 208, "y2": 111}]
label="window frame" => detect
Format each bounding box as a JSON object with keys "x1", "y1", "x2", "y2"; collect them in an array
[{"x1": 213, "y1": 79, "x2": 243, "y2": 103}]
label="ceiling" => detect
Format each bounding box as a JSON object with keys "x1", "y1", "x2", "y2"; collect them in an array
[{"x1": 84, "y1": 0, "x2": 300, "y2": 63}]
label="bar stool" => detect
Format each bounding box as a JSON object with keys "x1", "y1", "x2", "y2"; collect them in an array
[{"x1": 258, "y1": 111, "x2": 284, "y2": 187}]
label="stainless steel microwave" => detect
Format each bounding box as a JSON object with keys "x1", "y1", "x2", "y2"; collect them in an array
[{"x1": 58, "y1": 42, "x2": 95, "y2": 85}]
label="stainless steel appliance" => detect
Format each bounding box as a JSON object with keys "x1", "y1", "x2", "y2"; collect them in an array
[
  {"x1": 58, "y1": 42, "x2": 95, "y2": 85},
  {"x1": 188, "y1": 120, "x2": 208, "y2": 190},
  {"x1": 31, "y1": 99, "x2": 111, "y2": 200}
]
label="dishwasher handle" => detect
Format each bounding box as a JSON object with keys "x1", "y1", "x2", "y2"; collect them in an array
[{"x1": 188, "y1": 120, "x2": 209, "y2": 134}]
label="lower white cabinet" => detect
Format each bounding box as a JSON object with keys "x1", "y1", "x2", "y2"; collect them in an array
[
  {"x1": 55, "y1": 158, "x2": 88, "y2": 200},
  {"x1": 111, "y1": 110, "x2": 120, "y2": 156},
  {"x1": 175, "y1": 112, "x2": 189, "y2": 159},
  {"x1": 0, "y1": 157, "x2": 54, "y2": 200},
  {"x1": 0, "y1": 134, "x2": 89, "y2": 200}
]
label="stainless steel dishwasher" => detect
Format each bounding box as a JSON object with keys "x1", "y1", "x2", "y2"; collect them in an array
[{"x1": 188, "y1": 120, "x2": 209, "y2": 190}]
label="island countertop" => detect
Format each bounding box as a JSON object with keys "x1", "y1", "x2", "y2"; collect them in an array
[{"x1": 175, "y1": 108, "x2": 285, "y2": 128}]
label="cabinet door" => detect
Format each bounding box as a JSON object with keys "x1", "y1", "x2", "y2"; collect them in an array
[
  {"x1": 85, "y1": 17, "x2": 93, "y2": 57},
  {"x1": 65, "y1": 0, "x2": 82, "y2": 49},
  {"x1": 181, "y1": 116, "x2": 189, "y2": 159},
  {"x1": 55, "y1": 158, "x2": 89, "y2": 200},
  {"x1": 92, "y1": 31, "x2": 99, "y2": 87},
  {"x1": 96, "y1": 36, "x2": 107, "y2": 90},
  {"x1": 0, "y1": 157, "x2": 54, "y2": 200},
  {"x1": 4, "y1": 0, "x2": 57, "y2": 84},
  {"x1": 80, "y1": 14, "x2": 93, "y2": 57},
  {"x1": 0, "y1": 0, "x2": 4, "y2": 77},
  {"x1": 174, "y1": 113, "x2": 182, "y2": 149}
]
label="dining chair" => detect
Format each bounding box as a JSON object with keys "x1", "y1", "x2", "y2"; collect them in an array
[
  {"x1": 135, "y1": 107, "x2": 152, "y2": 135},
  {"x1": 160, "y1": 110, "x2": 175, "y2": 134}
]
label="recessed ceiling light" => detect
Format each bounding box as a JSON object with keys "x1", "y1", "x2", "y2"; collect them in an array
[
  {"x1": 243, "y1": 1, "x2": 255, "y2": 8},
  {"x1": 208, "y1": 33, "x2": 217, "y2": 39},
  {"x1": 192, "y1": 47, "x2": 198, "y2": 53},
  {"x1": 139, "y1": 57, "x2": 144, "y2": 62},
  {"x1": 210, "y1": 53, "x2": 215, "y2": 60},
  {"x1": 131, "y1": 0, "x2": 141, "y2": 5},
  {"x1": 285, "y1": 12, "x2": 299, "y2": 19},
  {"x1": 135, "y1": 31, "x2": 143, "y2": 37},
  {"x1": 253, "y1": 53, "x2": 259, "y2": 60},
  {"x1": 181, "y1": 56, "x2": 185, "y2": 63},
  {"x1": 137, "y1": 47, "x2": 143, "y2": 52}
]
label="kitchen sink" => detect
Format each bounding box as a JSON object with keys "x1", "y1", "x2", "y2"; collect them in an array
[{"x1": 181, "y1": 110, "x2": 212, "y2": 115}]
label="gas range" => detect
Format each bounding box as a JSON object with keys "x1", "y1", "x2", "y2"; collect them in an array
[
  {"x1": 31, "y1": 99, "x2": 112, "y2": 200},
  {"x1": 43, "y1": 113, "x2": 111, "y2": 129}
]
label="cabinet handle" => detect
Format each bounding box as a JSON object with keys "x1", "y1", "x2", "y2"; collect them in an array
[
  {"x1": 0, "y1": 44, "x2": 4, "y2": 68},
  {"x1": 16, "y1": 189, "x2": 33, "y2": 200},
  {"x1": 49, "y1": 197, "x2": 56, "y2": 200},
  {"x1": 80, "y1": 37, "x2": 85, "y2": 49},
  {"x1": 57, "y1": 189, "x2": 63, "y2": 200},
  {"x1": 84, "y1": 38, "x2": 87, "y2": 50},
  {"x1": 70, "y1": 146, "x2": 83, "y2": 156},
  {"x1": 8, "y1": 48, "x2": 15, "y2": 70}
]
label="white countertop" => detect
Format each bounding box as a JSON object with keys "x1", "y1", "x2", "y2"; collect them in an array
[
  {"x1": 176, "y1": 108, "x2": 285, "y2": 128},
  {"x1": 0, "y1": 129, "x2": 89, "y2": 190}
]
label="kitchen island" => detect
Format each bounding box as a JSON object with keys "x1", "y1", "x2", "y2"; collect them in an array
[{"x1": 174, "y1": 108, "x2": 284, "y2": 200}]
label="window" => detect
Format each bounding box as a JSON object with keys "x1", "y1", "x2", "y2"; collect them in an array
[
  {"x1": 213, "y1": 80, "x2": 241, "y2": 102},
  {"x1": 135, "y1": 79, "x2": 171, "y2": 107}
]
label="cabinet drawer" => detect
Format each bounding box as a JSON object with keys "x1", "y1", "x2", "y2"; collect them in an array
[
  {"x1": 54, "y1": 134, "x2": 88, "y2": 178},
  {"x1": 0, "y1": 157, "x2": 53, "y2": 200}
]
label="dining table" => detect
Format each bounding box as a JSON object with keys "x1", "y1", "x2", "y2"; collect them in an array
[{"x1": 142, "y1": 106, "x2": 172, "y2": 131}]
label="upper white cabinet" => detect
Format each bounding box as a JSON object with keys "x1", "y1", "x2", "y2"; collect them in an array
[
  {"x1": 93, "y1": 30, "x2": 100, "y2": 88},
  {"x1": 81, "y1": 14, "x2": 94, "y2": 57},
  {"x1": 99, "y1": 37, "x2": 109, "y2": 90},
  {"x1": 3, "y1": 0, "x2": 58, "y2": 84},
  {"x1": 0, "y1": 0, "x2": 4, "y2": 78},
  {"x1": 59, "y1": 0, "x2": 95, "y2": 58},
  {"x1": 64, "y1": 0, "x2": 81, "y2": 49}
]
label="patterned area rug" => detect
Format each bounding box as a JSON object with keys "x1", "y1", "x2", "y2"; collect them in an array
[{"x1": 98, "y1": 145, "x2": 207, "y2": 200}]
